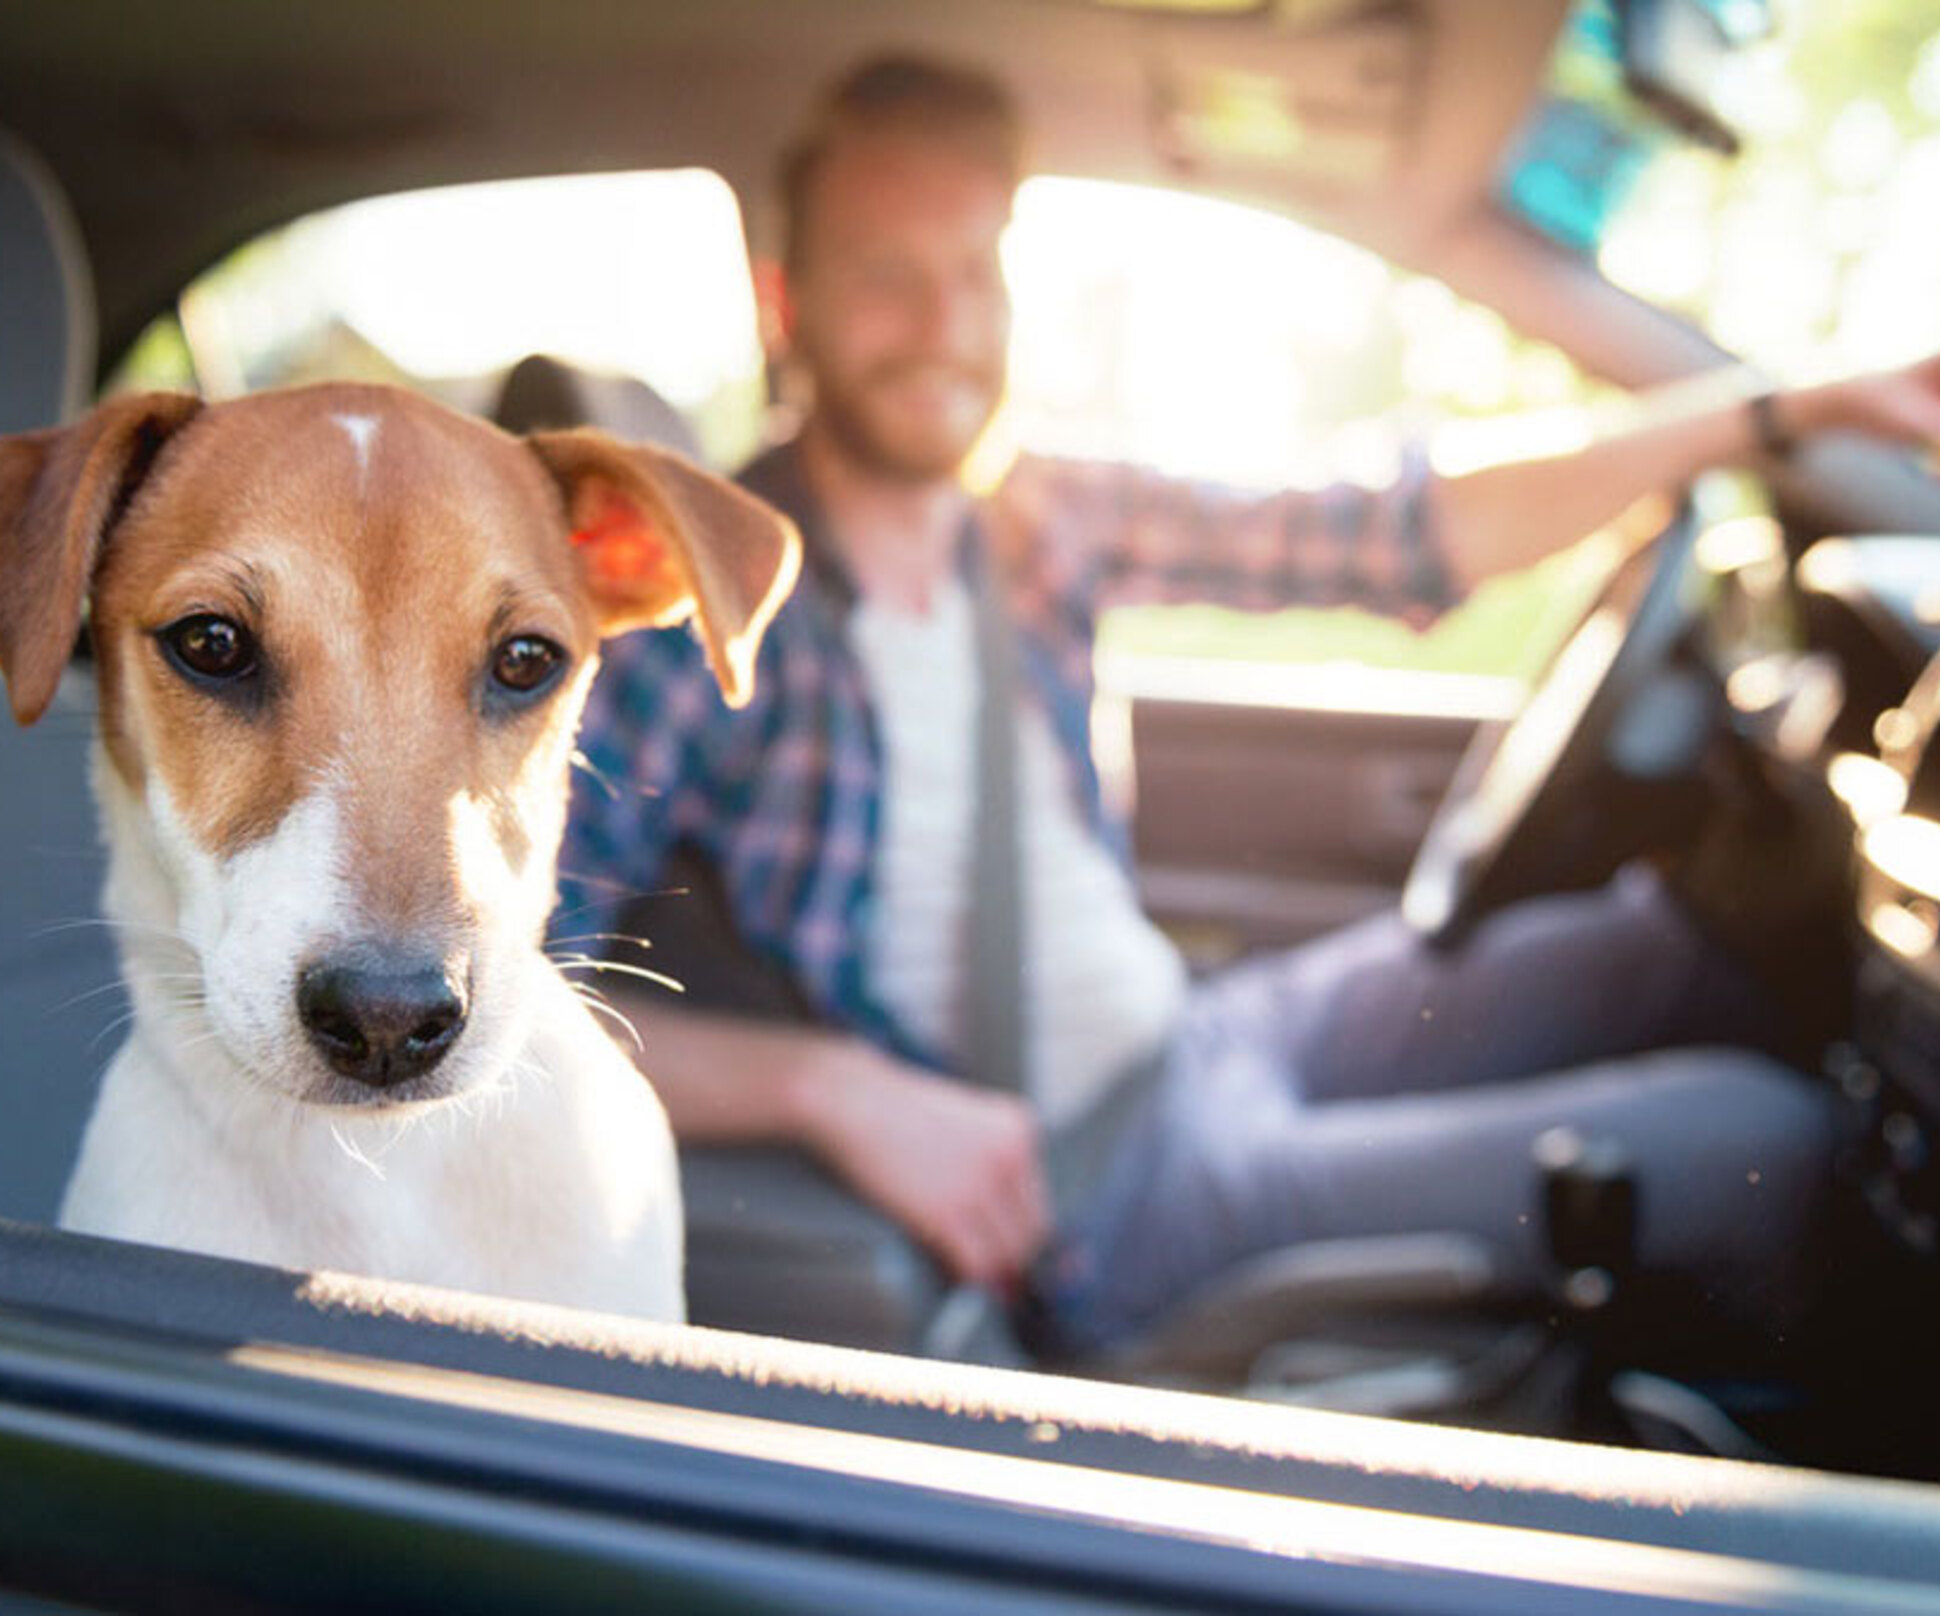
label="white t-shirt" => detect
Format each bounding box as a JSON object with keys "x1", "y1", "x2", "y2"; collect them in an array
[{"x1": 848, "y1": 576, "x2": 1187, "y2": 1128}]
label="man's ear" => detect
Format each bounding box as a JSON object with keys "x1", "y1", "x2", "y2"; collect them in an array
[
  {"x1": 750, "y1": 255, "x2": 794, "y2": 359},
  {"x1": 526, "y1": 428, "x2": 801, "y2": 708},
  {"x1": 0, "y1": 392, "x2": 202, "y2": 726}
]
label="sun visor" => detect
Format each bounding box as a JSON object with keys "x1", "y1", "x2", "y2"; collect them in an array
[{"x1": 1139, "y1": 5, "x2": 1425, "y2": 194}]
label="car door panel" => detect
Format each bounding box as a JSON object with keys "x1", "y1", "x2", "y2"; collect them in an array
[{"x1": 1123, "y1": 682, "x2": 1503, "y2": 966}]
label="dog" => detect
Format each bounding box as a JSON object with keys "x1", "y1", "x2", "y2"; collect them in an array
[{"x1": 0, "y1": 383, "x2": 800, "y2": 1321}]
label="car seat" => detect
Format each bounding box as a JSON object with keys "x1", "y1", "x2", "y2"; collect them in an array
[
  {"x1": 492, "y1": 352, "x2": 704, "y2": 452},
  {"x1": 0, "y1": 129, "x2": 119, "y2": 1223}
]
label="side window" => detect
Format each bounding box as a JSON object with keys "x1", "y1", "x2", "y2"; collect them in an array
[
  {"x1": 113, "y1": 171, "x2": 767, "y2": 470},
  {"x1": 1001, "y1": 176, "x2": 1623, "y2": 685}
]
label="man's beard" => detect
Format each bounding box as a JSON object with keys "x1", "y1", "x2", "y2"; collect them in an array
[{"x1": 809, "y1": 357, "x2": 1003, "y2": 484}]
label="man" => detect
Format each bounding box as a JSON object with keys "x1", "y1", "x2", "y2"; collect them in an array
[{"x1": 563, "y1": 56, "x2": 1940, "y2": 1352}]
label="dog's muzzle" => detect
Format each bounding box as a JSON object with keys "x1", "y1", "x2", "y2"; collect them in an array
[{"x1": 296, "y1": 952, "x2": 471, "y2": 1089}]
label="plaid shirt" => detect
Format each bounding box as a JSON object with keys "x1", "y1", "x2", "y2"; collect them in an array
[{"x1": 558, "y1": 437, "x2": 1457, "y2": 1065}]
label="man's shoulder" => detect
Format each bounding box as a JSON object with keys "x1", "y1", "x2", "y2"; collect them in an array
[
  {"x1": 734, "y1": 438, "x2": 813, "y2": 525},
  {"x1": 986, "y1": 449, "x2": 1158, "y2": 546}
]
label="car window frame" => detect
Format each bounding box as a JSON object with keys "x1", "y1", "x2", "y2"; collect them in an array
[{"x1": 6, "y1": 1219, "x2": 1940, "y2": 1613}]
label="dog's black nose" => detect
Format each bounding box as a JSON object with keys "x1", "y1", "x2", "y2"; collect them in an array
[{"x1": 296, "y1": 957, "x2": 469, "y2": 1088}]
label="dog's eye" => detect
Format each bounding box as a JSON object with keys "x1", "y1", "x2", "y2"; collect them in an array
[
  {"x1": 491, "y1": 635, "x2": 565, "y2": 696},
  {"x1": 159, "y1": 615, "x2": 257, "y2": 683}
]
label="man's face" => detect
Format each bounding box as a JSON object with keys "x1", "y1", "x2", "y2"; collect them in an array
[{"x1": 786, "y1": 136, "x2": 1013, "y2": 483}]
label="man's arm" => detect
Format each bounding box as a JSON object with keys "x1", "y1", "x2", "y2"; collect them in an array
[
  {"x1": 610, "y1": 988, "x2": 1051, "y2": 1288},
  {"x1": 1000, "y1": 353, "x2": 1940, "y2": 622},
  {"x1": 1434, "y1": 357, "x2": 1940, "y2": 590}
]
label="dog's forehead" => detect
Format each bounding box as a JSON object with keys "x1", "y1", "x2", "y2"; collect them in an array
[
  {"x1": 86, "y1": 387, "x2": 599, "y2": 864},
  {"x1": 139, "y1": 387, "x2": 571, "y2": 585}
]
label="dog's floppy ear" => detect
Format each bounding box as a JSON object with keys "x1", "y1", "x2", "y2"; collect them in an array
[
  {"x1": 527, "y1": 429, "x2": 801, "y2": 708},
  {"x1": 0, "y1": 392, "x2": 203, "y2": 726}
]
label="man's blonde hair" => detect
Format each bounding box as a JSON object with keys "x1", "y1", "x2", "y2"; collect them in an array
[{"x1": 778, "y1": 54, "x2": 1024, "y2": 271}]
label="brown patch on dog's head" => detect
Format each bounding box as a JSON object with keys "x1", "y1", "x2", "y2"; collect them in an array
[{"x1": 82, "y1": 392, "x2": 569, "y2": 908}]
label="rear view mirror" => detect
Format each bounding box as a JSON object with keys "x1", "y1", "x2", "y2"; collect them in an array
[{"x1": 1617, "y1": 0, "x2": 1775, "y2": 154}]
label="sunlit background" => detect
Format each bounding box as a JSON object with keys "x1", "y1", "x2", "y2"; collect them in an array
[
  {"x1": 1598, "y1": 0, "x2": 1940, "y2": 373},
  {"x1": 119, "y1": 0, "x2": 1940, "y2": 682}
]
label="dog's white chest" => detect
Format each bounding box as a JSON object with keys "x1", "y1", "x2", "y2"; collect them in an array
[{"x1": 61, "y1": 972, "x2": 684, "y2": 1322}]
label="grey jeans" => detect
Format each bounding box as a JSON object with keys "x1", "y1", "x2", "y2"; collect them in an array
[{"x1": 1050, "y1": 867, "x2": 1841, "y2": 1353}]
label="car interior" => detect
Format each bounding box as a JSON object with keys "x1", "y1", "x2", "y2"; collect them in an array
[{"x1": 4, "y1": 0, "x2": 1940, "y2": 1608}]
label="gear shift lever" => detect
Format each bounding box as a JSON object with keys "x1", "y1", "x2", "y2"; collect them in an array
[
  {"x1": 1532, "y1": 1126, "x2": 1638, "y2": 1436},
  {"x1": 1537, "y1": 1126, "x2": 1637, "y2": 1309}
]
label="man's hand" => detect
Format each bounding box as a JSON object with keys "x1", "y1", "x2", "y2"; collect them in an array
[
  {"x1": 613, "y1": 998, "x2": 1052, "y2": 1288},
  {"x1": 1436, "y1": 349, "x2": 1940, "y2": 590},
  {"x1": 805, "y1": 1046, "x2": 1052, "y2": 1288},
  {"x1": 1788, "y1": 353, "x2": 1940, "y2": 454}
]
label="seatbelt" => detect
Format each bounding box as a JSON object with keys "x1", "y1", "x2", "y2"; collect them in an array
[
  {"x1": 963, "y1": 534, "x2": 1167, "y2": 1231},
  {"x1": 964, "y1": 531, "x2": 1029, "y2": 1100}
]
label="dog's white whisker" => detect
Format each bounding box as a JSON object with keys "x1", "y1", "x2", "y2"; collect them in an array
[
  {"x1": 551, "y1": 867, "x2": 689, "y2": 900},
  {"x1": 34, "y1": 914, "x2": 195, "y2": 944},
  {"x1": 327, "y1": 1121, "x2": 389, "y2": 1180},
  {"x1": 505, "y1": 1056, "x2": 553, "y2": 1100},
  {"x1": 84, "y1": 1010, "x2": 142, "y2": 1054},
  {"x1": 565, "y1": 751, "x2": 670, "y2": 804},
  {"x1": 568, "y1": 985, "x2": 645, "y2": 1054},
  {"x1": 582, "y1": 1001, "x2": 644, "y2": 1055},
  {"x1": 169, "y1": 1030, "x2": 228, "y2": 1060},
  {"x1": 551, "y1": 957, "x2": 688, "y2": 994},
  {"x1": 546, "y1": 931, "x2": 656, "y2": 950},
  {"x1": 450, "y1": 1072, "x2": 517, "y2": 1135},
  {"x1": 53, "y1": 973, "x2": 209, "y2": 1019},
  {"x1": 364, "y1": 1111, "x2": 416, "y2": 1157},
  {"x1": 47, "y1": 978, "x2": 134, "y2": 1014}
]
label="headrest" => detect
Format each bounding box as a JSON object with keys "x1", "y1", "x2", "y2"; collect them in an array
[{"x1": 492, "y1": 353, "x2": 704, "y2": 464}]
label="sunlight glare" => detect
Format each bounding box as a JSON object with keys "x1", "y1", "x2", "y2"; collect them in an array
[
  {"x1": 1864, "y1": 815, "x2": 1940, "y2": 905},
  {"x1": 315, "y1": 171, "x2": 762, "y2": 407},
  {"x1": 1819, "y1": 99, "x2": 1900, "y2": 193},
  {"x1": 1827, "y1": 752, "x2": 1908, "y2": 830},
  {"x1": 1006, "y1": 177, "x2": 1391, "y2": 488},
  {"x1": 1916, "y1": 32, "x2": 1940, "y2": 120}
]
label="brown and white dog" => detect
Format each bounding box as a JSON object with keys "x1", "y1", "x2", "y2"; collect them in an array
[{"x1": 0, "y1": 384, "x2": 799, "y2": 1320}]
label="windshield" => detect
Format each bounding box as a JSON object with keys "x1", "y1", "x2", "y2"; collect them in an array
[{"x1": 1501, "y1": 0, "x2": 1940, "y2": 373}]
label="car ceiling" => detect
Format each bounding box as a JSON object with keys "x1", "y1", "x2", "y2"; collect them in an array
[{"x1": 0, "y1": 0, "x2": 1571, "y2": 370}]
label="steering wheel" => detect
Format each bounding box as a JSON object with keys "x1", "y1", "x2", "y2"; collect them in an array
[{"x1": 1402, "y1": 500, "x2": 1716, "y2": 948}]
